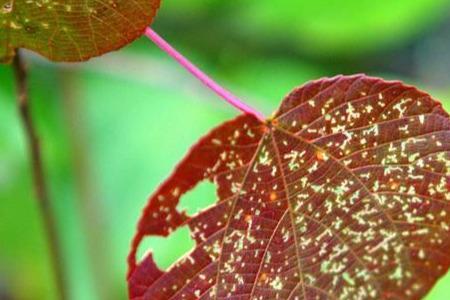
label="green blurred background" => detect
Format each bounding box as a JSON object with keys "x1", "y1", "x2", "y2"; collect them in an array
[{"x1": 1, "y1": 0, "x2": 450, "y2": 299}]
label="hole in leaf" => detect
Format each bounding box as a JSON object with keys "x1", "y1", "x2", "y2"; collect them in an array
[
  {"x1": 136, "y1": 181, "x2": 217, "y2": 271},
  {"x1": 137, "y1": 226, "x2": 194, "y2": 271},
  {"x1": 177, "y1": 180, "x2": 217, "y2": 216}
]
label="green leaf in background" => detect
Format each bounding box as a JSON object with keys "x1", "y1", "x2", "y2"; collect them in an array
[
  {"x1": 0, "y1": 0, "x2": 161, "y2": 63},
  {"x1": 235, "y1": 0, "x2": 450, "y2": 57}
]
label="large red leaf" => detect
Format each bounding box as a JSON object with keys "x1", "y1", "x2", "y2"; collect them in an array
[{"x1": 128, "y1": 75, "x2": 450, "y2": 299}]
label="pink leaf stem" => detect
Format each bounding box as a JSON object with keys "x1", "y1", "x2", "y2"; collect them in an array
[{"x1": 144, "y1": 28, "x2": 265, "y2": 121}]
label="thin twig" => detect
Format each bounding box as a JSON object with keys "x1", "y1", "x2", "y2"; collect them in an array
[
  {"x1": 144, "y1": 27, "x2": 266, "y2": 121},
  {"x1": 12, "y1": 51, "x2": 67, "y2": 300}
]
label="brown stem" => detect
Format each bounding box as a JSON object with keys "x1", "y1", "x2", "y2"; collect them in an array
[{"x1": 12, "y1": 51, "x2": 67, "y2": 300}]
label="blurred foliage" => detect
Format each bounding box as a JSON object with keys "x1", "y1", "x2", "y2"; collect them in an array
[
  {"x1": 1, "y1": 0, "x2": 450, "y2": 299},
  {"x1": 157, "y1": 0, "x2": 450, "y2": 59},
  {"x1": 238, "y1": 0, "x2": 450, "y2": 58}
]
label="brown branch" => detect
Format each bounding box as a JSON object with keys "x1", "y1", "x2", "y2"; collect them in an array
[{"x1": 12, "y1": 51, "x2": 67, "y2": 300}]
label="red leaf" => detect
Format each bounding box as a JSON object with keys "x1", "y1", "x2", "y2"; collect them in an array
[
  {"x1": 0, "y1": 0, "x2": 161, "y2": 63},
  {"x1": 128, "y1": 75, "x2": 450, "y2": 299}
]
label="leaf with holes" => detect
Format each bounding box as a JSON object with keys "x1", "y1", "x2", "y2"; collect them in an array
[
  {"x1": 128, "y1": 75, "x2": 450, "y2": 299},
  {"x1": 0, "y1": 0, "x2": 161, "y2": 63}
]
